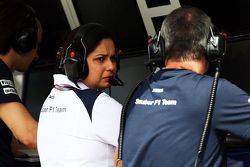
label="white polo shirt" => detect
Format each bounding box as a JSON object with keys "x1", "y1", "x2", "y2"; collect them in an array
[{"x1": 38, "y1": 74, "x2": 122, "y2": 167}]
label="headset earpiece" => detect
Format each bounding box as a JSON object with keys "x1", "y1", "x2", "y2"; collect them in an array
[
  {"x1": 206, "y1": 27, "x2": 226, "y2": 61},
  {"x1": 13, "y1": 27, "x2": 37, "y2": 53},
  {"x1": 63, "y1": 50, "x2": 86, "y2": 82},
  {"x1": 147, "y1": 31, "x2": 166, "y2": 68},
  {"x1": 12, "y1": 5, "x2": 37, "y2": 53},
  {"x1": 62, "y1": 38, "x2": 87, "y2": 82}
]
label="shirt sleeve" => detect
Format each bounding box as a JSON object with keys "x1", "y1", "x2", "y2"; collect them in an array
[
  {"x1": 0, "y1": 79, "x2": 21, "y2": 103},
  {"x1": 91, "y1": 92, "x2": 122, "y2": 146},
  {"x1": 214, "y1": 79, "x2": 250, "y2": 139}
]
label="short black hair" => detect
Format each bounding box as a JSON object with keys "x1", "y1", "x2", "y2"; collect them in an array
[
  {"x1": 0, "y1": 0, "x2": 37, "y2": 54},
  {"x1": 67, "y1": 23, "x2": 117, "y2": 57}
]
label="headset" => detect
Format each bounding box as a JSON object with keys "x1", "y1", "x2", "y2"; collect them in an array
[
  {"x1": 147, "y1": 31, "x2": 166, "y2": 68},
  {"x1": 61, "y1": 37, "x2": 87, "y2": 82},
  {"x1": 12, "y1": 5, "x2": 38, "y2": 53},
  {"x1": 206, "y1": 27, "x2": 226, "y2": 61},
  {"x1": 147, "y1": 27, "x2": 227, "y2": 69},
  {"x1": 59, "y1": 23, "x2": 123, "y2": 85}
]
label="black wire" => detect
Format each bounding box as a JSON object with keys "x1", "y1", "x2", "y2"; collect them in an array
[
  {"x1": 194, "y1": 60, "x2": 221, "y2": 167},
  {"x1": 117, "y1": 74, "x2": 152, "y2": 161}
]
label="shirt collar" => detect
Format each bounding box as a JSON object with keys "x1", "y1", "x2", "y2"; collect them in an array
[
  {"x1": 155, "y1": 68, "x2": 195, "y2": 80},
  {"x1": 53, "y1": 74, "x2": 88, "y2": 90}
]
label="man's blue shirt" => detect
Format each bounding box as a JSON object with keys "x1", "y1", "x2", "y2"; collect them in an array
[{"x1": 123, "y1": 68, "x2": 250, "y2": 167}]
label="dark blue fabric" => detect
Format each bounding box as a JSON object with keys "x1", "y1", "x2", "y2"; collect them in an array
[
  {"x1": 227, "y1": 148, "x2": 250, "y2": 167},
  {"x1": 74, "y1": 89, "x2": 102, "y2": 121},
  {"x1": 122, "y1": 68, "x2": 250, "y2": 167},
  {"x1": 0, "y1": 59, "x2": 21, "y2": 103},
  {"x1": 0, "y1": 59, "x2": 18, "y2": 167}
]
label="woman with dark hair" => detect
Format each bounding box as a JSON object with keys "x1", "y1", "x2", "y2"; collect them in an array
[
  {"x1": 38, "y1": 23, "x2": 122, "y2": 167},
  {"x1": 0, "y1": 0, "x2": 42, "y2": 166}
]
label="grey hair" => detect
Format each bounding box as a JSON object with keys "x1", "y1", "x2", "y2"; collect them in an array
[{"x1": 160, "y1": 6, "x2": 212, "y2": 61}]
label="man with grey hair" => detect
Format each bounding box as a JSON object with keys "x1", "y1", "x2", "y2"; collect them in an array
[{"x1": 120, "y1": 6, "x2": 250, "y2": 167}]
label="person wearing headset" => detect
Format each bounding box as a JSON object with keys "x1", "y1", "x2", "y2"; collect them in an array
[
  {"x1": 37, "y1": 23, "x2": 122, "y2": 167},
  {"x1": 119, "y1": 6, "x2": 250, "y2": 167},
  {"x1": 0, "y1": 0, "x2": 43, "y2": 166}
]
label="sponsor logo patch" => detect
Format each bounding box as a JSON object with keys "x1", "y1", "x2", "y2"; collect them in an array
[
  {"x1": 152, "y1": 88, "x2": 164, "y2": 93},
  {"x1": 0, "y1": 79, "x2": 14, "y2": 87},
  {"x1": 3, "y1": 87, "x2": 17, "y2": 95}
]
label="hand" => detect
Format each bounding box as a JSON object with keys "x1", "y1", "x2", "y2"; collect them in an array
[{"x1": 114, "y1": 147, "x2": 122, "y2": 167}]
